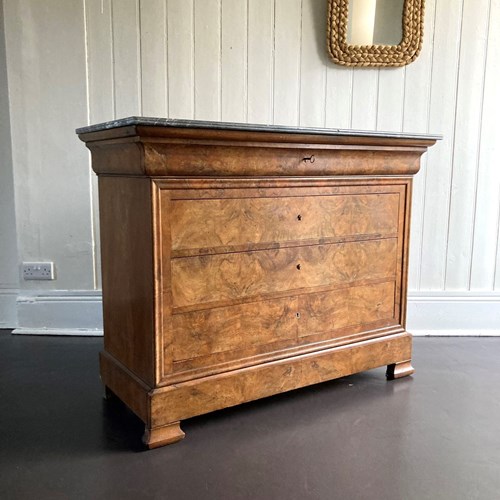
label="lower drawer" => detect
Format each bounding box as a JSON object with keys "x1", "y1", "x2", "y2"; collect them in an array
[
  {"x1": 168, "y1": 281, "x2": 396, "y2": 370},
  {"x1": 298, "y1": 280, "x2": 396, "y2": 338}
]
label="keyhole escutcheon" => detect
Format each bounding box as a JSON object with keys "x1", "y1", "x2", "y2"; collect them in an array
[
  {"x1": 297, "y1": 214, "x2": 302, "y2": 221},
  {"x1": 303, "y1": 155, "x2": 315, "y2": 163}
]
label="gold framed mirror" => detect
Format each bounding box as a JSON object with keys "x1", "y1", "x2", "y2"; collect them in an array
[{"x1": 327, "y1": 0, "x2": 425, "y2": 67}]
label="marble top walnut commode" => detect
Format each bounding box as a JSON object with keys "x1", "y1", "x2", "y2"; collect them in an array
[{"x1": 77, "y1": 118, "x2": 439, "y2": 449}]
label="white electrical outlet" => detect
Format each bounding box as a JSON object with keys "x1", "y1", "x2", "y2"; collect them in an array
[{"x1": 22, "y1": 262, "x2": 55, "y2": 280}]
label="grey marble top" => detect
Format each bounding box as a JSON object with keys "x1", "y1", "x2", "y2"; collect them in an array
[{"x1": 76, "y1": 116, "x2": 442, "y2": 141}]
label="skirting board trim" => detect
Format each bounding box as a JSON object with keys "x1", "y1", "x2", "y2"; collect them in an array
[
  {"x1": 10, "y1": 290, "x2": 500, "y2": 337},
  {"x1": 12, "y1": 327, "x2": 103, "y2": 336},
  {"x1": 407, "y1": 292, "x2": 500, "y2": 336},
  {"x1": 16, "y1": 290, "x2": 103, "y2": 331},
  {"x1": 0, "y1": 287, "x2": 19, "y2": 328},
  {"x1": 411, "y1": 331, "x2": 500, "y2": 337}
]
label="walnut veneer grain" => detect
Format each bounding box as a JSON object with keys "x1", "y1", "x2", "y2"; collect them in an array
[{"x1": 78, "y1": 118, "x2": 438, "y2": 448}]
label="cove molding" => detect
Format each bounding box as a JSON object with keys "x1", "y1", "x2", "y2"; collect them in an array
[{"x1": 8, "y1": 289, "x2": 500, "y2": 337}]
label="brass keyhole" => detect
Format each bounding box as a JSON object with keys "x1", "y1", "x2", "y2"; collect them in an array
[
  {"x1": 303, "y1": 155, "x2": 316, "y2": 163},
  {"x1": 296, "y1": 264, "x2": 301, "y2": 270},
  {"x1": 297, "y1": 214, "x2": 302, "y2": 221},
  {"x1": 296, "y1": 312, "x2": 301, "y2": 318}
]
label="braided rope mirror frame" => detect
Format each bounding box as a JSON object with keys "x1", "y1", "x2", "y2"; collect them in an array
[{"x1": 327, "y1": 0, "x2": 425, "y2": 67}]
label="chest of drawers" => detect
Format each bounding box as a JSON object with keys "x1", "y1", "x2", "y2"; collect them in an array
[{"x1": 77, "y1": 118, "x2": 438, "y2": 448}]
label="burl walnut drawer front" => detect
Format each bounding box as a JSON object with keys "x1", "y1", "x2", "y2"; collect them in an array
[
  {"x1": 297, "y1": 280, "x2": 396, "y2": 338},
  {"x1": 170, "y1": 281, "x2": 396, "y2": 366},
  {"x1": 163, "y1": 183, "x2": 405, "y2": 379},
  {"x1": 170, "y1": 238, "x2": 398, "y2": 310},
  {"x1": 170, "y1": 192, "x2": 400, "y2": 255}
]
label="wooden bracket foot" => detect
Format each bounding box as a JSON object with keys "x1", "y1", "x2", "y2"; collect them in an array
[
  {"x1": 386, "y1": 360, "x2": 414, "y2": 380},
  {"x1": 143, "y1": 422, "x2": 185, "y2": 449}
]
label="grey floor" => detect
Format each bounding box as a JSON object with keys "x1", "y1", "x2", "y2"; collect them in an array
[{"x1": 1, "y1": 332, "x2": 499, "y2": 500}]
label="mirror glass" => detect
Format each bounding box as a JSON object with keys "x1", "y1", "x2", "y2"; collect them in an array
[{"x1": 347, "y1": 0, "x2": 405, "y2": 46}]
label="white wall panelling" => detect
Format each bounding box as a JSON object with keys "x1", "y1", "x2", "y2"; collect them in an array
[
  {"x1": 299, "y1": 0, "x2": 327, "y2": 128},
  {"x1": 471, "y1": 0, "x2": 500, "y2": 291},
  {"x1": 324, "y1": 64, "x2": 352, "y2": 129},
  {"x1": 0, "y1": 0, "x2": 18, "y2": 327},
  {"x1": 403, "y1": 0, "x2": 436, "y2": 290},
  {"x1": 247, "y1": 0, "x2": 274, "y2": 124},
  {"x1": 166, "y1": 0, "x2": 194, "y2": 119},
  {"x1": 419, "y1": 0, "x2": 463, "y2": 291},
  {"x1": 111, "y1": 0, "x2": 142, "y2": 117},
  {"x1": 2, "y1": 0, "x2": 500, "y2": 334},
  {"x1": 273, "y1": 0, "x2": 302, "y2": 125},
  {"x1": 194, "y1": 0, "x2": 221, "y2": 120},
  {"x1": 221, "y1": 0, "x2": 247, "y2": 122},
  {"x1": 4, "y1": 0, "x2": 94, "y2": 292},
  {"x1": 351, "y1": 68, "x2": 378, "y2": 130},
  {"x1": 445, "y1": 0, "x2": 490, "y2": 290},
  {"x1": 140, "y1": 0, "x2": 168, "y2": 117}
]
